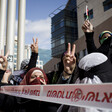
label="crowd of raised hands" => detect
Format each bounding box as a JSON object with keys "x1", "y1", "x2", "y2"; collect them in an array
[
  {"x1": 0, "y1": 19, "x2": 112, "y2": 112},
  {"x1": 0, "y1": 37, "x2": 39, "y2": 85}
]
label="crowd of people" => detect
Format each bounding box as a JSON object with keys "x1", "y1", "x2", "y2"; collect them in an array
[{"x1": 0, "y1": 20, "x2": 112, "y2": 112}]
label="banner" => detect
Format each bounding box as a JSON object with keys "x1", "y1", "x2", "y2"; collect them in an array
[{"x1": 0, "y1": 83, "x2": 112, "y2": 110}]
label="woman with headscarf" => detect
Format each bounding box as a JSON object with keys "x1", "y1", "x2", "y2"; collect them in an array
[
  {"x1": 82, "y1": 20, "x2": 112, "y2": 63},
  {"x1": 20, "y1": 67, "x2": 48, "y2": 85},
  {"x1": 57, "y1": 43, "x2": 112, "y2": 112},
  {"x1": 10, "y1": 38, "x2": 38, "y2": 85},
  {"x1": 0, "y1": 66, "x2": 58, "y2": 112}
]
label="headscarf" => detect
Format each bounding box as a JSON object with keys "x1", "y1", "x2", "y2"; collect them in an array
[
  {"x1": 77, "y1": 53, "x2": 112, "y2": 83},
  {"x1": 99, "y1": 30, "x2": 112, "y2": 44},
  {"x1": 20, "y1": 59, "x2": 29, "y2": 70},
  {"x1": 20, "y1": 67, "x2": 48, "y2": 85}
]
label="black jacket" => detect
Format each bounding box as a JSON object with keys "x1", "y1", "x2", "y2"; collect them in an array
[
  {"x1": 0, "y1": 69, "x2": 58, "y2": 112},
  {"x1": 10, "y1": 52, "x2": 38, "y2": 85}
]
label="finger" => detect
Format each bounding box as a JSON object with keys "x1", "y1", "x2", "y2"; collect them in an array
[
  {"x1": 84, "y1": 24, "x2": 89, "y2": 29},
  {"x1": 63, "y1": 56, "x2": 71, "y2": 64},
  {"x1": 0, "y1": 56, "x2": 5, "y2": 62},
  {"x1": 83, "y1": 24, "x2": 88, "y2": 29},
  {"x1": 0, "y1": 50, "x2": 4, "y2": 56},
  {"x1": 63, "y1": 56, "x2": 71, "y2": 62},
  {"x1": 5, "y1": 50, "x2": 9, "y2": 58},
  {"x1": 33, "y1": 37, "x2": 35, "y2": 45},
  {"x1": 67, "y1": 43, "x2": 71, "y2": 54},
  {"x1": 31, "y1": 44, "x2": 34, "y2": 48},
  {"x1": 73, "y1": 56, "x2": 76, "y2": 63},
  {"x1": 82, "y1": 25, "x2": 86, "y2": 30},
  {"x1": 71, "y1": 44, "x2": 76, "y2": 56},
  {"x1": 35, "y1": 38, "x2": 38, "y2": 45},
  {"x1": 40, "y1": 79, "x2": 46, "y2": 85}
]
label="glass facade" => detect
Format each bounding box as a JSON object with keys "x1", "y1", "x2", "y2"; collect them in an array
[
  {"x1": 103, "y1": 0, "x2": 112, "y2": 11},
  {"x1": 51, "y1": 0, "x2": 78, "y2": 58}
]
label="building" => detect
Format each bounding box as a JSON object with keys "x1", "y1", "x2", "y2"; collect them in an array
[
  {"x1": 75, "y1": 0, "x2": 112, "y2": 58},
  {"x1": 51, "y1": 0, "x2": 78, "y2": 58},
  {"x1": 44, "y1": 0, "x2": 112, "y2": 72},
  {"x1": 43, "y1": 58, "x2": 61, "y2": 74},
  {"x1": 0, "y1": 0, "x2": 26, "y2": 71},
  {"x1": 44, "y1": 0, "x2": 78, "y2": 73}
]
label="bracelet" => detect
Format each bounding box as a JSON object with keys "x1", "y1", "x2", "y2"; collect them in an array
[{"x1": 64, "y1": 70, "x2": 71, "y2": 75}]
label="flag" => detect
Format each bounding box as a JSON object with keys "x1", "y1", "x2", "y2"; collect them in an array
[{"x1": 86, "y1": 5, "x2": 89, "y2": 20}]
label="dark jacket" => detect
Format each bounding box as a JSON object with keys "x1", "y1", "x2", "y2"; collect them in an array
[
  {"x1": 0, "y1": 69, "x2": 58, "y2": 112},
  {"x1": 10, "y1": 52, "x2": 38, "y2": 85}
]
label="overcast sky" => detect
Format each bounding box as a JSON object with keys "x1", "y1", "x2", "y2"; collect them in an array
[{"x1": 16, "y1": 0, "x2": 68, "y2": 49}]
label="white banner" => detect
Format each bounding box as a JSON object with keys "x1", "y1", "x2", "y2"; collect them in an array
[{"x1": 0, "y1": 83, "x2": 112, "y2": 110}]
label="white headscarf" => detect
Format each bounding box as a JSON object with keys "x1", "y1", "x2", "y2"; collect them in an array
[
  {"x1": 72, "y1": 53, "x2": 109, "y2": 112},
  {"x1": 76, "y1": 53, "x2": 108, "y2": 84},
  {"x1": 79, "y1": 53, "x2": 107, "y2": 71}
]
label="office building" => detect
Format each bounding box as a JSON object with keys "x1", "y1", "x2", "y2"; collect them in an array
[
  {"x1": 51, "y1": 0, "x2": 78, "y2": 58},
  {"x1": 75, "y1": 0, "x2": 112, "y2": 58}
]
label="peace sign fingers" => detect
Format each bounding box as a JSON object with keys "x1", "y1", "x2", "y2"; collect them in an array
[
  {"x1": 31, "y1": 37, "x2": 38, "y2": 53},
  {"x1": 71, "y1": 44, "x2": 76, "y2": 56},
  {"x1": 35, "y1": 38, "x2": 38, "y2": 45},
  {"x1": 33, "y1": 37, "x2": 35, "y2": 45},
  {"x1": 67, "y1": 43, "x2": 71, "y2": 55}
]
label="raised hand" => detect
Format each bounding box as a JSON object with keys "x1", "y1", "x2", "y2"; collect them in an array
[
  {"x1": 1, "y1": 70, "x2": 12, "y2": 83},
  {"x1": 40, "y1": 78, "x2": 46, "y2": 85},
  {"x1": 82, "y1": 20, "x2": 94, "y2": 33},
  {"x1": 63, "y1": 43, "x2": 76, "y2": 78},
  {"x1": 0, "y1": 50, "x2": 9, "y2": 70},
  {"x1": 30, "y1": 38, "x2": 38, "y2": 53}
]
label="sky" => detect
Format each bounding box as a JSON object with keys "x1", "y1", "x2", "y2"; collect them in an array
[{"x1": 16, "y1": 0, "x2": 68, "y2": 50}]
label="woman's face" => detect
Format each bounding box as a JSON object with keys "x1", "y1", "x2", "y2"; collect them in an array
[
  {"x1": 100, "y1": 33, "x2": 111, "y2": 44},
  {"x1": 101, "y1": 33, "x2": 111, "y2": 40},
  {"x1": 30, "y1": 70, "x2": 46, "y2": 85}
]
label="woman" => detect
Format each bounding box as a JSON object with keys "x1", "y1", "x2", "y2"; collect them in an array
[{"x1": 20, "y1": 67, "x2": 48, "y2": 85}]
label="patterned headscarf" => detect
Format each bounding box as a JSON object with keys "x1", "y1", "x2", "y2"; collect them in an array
[
  {"x1": 20, "y1": 59, "x2": 29, "y2": 70},
  {"x1": 99, "y1": 30, "x2": 112, "y2": 44}
]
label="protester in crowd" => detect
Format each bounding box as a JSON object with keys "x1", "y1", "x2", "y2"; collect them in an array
[
  {"x1": 57, "y1": 43, "x2": 112, "y2": 112},
  {"x1": 10, "y1": 37, "x2": 38, "y2": 85},
  {"x1": 20, "y1": 67, "x2": 48, "y2": 85},
  {"x1": 51, "y1": 50, "x2": 79, "y2": 84},
  {"x1": 0, "y1": 52, "x2": 58, "y2": 112},
  {"x1": 56, "y1": 43, "x2": 79, "y2": 85},
  {"x1": 0, "y1": 51, "x2": 16, "y2": 112},
  {"x1": 82, "y1": 20, "x2": 112, "y2": 63}
]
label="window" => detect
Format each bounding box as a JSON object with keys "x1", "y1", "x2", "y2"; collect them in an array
[
  {"x1": 65, "y1": 20, "x2": 75, "y2": 27},
  {"x1": 84, "y1": 9, "x2": 93, "y2": 20},
  {"x1": 103, "y1": 0, "x2": 112, "y2": 11},
  {"x1": 14, "y1": 60, "x2": 17, "y2": 63},
  {"x1": 60, "y1": 36, "x2": 65, "y2": 44},
  {"x1": 60, "y1": 19, "x2": 64, "y2": 27},
  {"x1": 52, "y1": 25, "x2": 55, "y2": 32}
]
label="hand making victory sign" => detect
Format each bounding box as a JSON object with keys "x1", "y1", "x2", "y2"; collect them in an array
[
  {"x1": 63, "y1": 43, "x2": 76, "y2": 79},
  {"x1": 30, "y1": 37, "x2": 38, "y2": 53},
  {"x1": 0, "y1": 50, "x2": 9, "y2": 71},
  {"x1": 0, "y1": 50, "x2": 12, "y2": 83}
]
